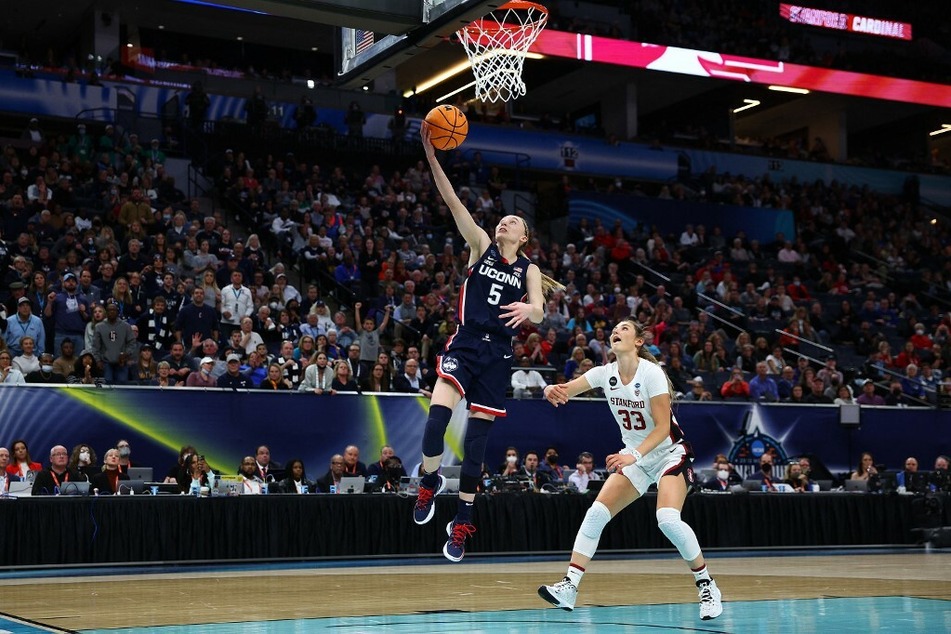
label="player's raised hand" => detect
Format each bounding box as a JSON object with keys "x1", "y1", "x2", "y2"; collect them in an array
[
  {"x1": 500, "y1": 301, "x2": 532, "y2": 328},
  {"x1": 544, "y1": 383, "x2": 569, "y2": 407}
]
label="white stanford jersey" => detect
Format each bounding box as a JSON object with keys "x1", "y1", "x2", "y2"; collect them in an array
[{"x1": 584, "y1": 359, "x2": 685, "y2": 456}]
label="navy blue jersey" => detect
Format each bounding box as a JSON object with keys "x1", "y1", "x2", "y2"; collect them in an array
[{"x1": 458, "y1": 244, "x2": 531, "y2": 339}]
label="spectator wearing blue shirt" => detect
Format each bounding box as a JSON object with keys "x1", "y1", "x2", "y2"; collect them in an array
[
  {"x1": 5, "y1": 297, "x2": 45, "y2": 355},
  {"x1": 44, "y1": 272, "x2": 90, "y2": 354},
  {"x1": 175, "y1": 287, "x2": 219, "y2": 345},
  {"x1": 217, "y1": 353, "x2": 253, "y2": 389},
  {"x1": 900, "y1": 363, "x2": 927, "y2": 403},
  {"x1": 749, "y1": 362, "x2": 779, "y2": 402}
]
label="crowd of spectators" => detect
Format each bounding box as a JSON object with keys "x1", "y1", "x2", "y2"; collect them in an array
[{"x1": 2, "y1": 112, "x2": 950, "y2": 412}]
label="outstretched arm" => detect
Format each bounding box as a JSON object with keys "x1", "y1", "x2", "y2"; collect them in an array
[
  {"x1": 543, "y1": 374, "x2": 593, "y2": 407},
  {"x1": 421, "y1": 124, "x2": 491, "y2": 259}
]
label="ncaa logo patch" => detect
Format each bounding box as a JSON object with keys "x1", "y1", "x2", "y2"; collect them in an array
[{"x1": 441, "y1": 356, "x2": 459, "y2": 373}]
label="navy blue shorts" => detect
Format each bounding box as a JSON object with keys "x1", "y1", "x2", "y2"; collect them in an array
[{"x1": 436, "y1": 327, "x2": 513, "y2": 417}]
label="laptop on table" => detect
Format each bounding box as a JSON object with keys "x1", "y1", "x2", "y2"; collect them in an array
[
  {"x1": 338, "y1": 476, "x2": 366, "y2": 494},
  {"x1": 126, "y1": 467, "x2": 153, "y2": 482}
]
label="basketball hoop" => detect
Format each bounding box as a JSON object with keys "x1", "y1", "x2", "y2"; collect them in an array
[{"x1": 457, "y1": 1, "x2": 548, "y2": 103}]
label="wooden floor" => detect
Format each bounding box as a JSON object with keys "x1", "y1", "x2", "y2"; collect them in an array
[{"x1": 1, "y1": 553, "x2": 948, "y2": 631}]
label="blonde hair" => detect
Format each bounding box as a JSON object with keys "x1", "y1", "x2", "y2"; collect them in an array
[{"x1": 513, "y1": 217, "x2": 566, "y2": 299}]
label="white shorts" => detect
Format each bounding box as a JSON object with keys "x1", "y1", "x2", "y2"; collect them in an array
[{"x1": 620, "y1": 443, "x2": 691, "y2": 495}]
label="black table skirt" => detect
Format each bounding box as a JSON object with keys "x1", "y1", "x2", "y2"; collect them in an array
[{"x1": 1, "y1": 492, "x2": 945, "y2": 566}]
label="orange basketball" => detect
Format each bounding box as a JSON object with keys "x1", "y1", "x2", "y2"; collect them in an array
[{"x1": 424, "y1": 105, "x2": 469, "y2": 150}]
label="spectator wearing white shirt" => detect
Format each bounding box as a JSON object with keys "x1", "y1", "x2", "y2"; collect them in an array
[
  {"x1": 679, "y1": 224, "x2": 699, "y2": 247},
  {"x1": 511, "y1": 356, "x2": 548, "y2": 398},
  {"x1": 568, "y1": 452, "x2": 601, "y2": 492},
  {"x1": 220, "y1": 270, "x2": 254, "y2": 336}
]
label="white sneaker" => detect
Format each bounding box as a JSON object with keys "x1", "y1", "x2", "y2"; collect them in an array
[
  {"x1": 538, "y1": 578, "x2": 578, "y2": 611},
  {"x1": 697, "y1": 578, "x2": 723, "y2": 620}
]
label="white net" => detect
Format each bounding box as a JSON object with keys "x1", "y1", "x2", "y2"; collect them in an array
[{"x1": 457, "y1": 1, "x2": 548, "y2": 103}]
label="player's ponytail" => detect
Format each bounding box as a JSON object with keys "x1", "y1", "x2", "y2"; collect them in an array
[
  {"x1": 516, "y1": 217, "x2": 566, "y2": 299},
  {"x1": 628, "y1": 319, "x2": 675, "y2": 398}
]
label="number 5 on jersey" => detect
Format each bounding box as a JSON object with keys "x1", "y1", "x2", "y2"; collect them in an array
[{"x1": 487, "y1": 282, "x2": 503, "y2": 305}]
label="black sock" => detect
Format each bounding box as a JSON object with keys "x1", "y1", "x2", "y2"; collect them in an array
[{"x1": 456, "y1": 499, "x2": 474, "y2": 523}]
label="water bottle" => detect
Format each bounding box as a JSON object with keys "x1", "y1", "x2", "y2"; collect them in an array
[
  {"x1": 301, "y1": 484, "x2": 309, "y2": 495},
  {"x1": 329, "y1": 484, "x2": 336, "y2": 495},
  {"x1": 190, "y1": 479, "x2": 200, "y2": 497}
]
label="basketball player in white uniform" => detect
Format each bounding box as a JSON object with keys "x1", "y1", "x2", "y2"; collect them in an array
[{"x1": 538, "y1": 318, "x2": 723, "y2": 620}]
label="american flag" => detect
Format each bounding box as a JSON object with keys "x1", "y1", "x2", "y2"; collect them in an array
[{"x1": 355, "y1": 29, "x2": 375, "y2": 55}]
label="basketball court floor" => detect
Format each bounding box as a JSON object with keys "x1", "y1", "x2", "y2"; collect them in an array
[{"x1": 0, "y1": 549, "x2": 947, "y2": 632}]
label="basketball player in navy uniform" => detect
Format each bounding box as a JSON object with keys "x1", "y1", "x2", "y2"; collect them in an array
[
  {"x1": 413, "y1": 124, "x2": 563, "y2": 562},
  {"x1": 538, "y1": 318, "x2": 723, "y2": 621}
]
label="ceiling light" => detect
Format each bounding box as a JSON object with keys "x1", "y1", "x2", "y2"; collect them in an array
[
  {"x1": 732, "y1": 99, "x2": 760, "y2": 114},
  {"x1": 362, "y1": 85, "x2": 369, "y2": 91},
  {"x1": 311, "y1": 47, "x2": 318, "y2": 52},
  {"x1": 768, "y1": 85, "x2": 810, "y2": 94},
  {"x1": 436, "y1": 80, "x2": 476, "y2": 103},
  {"x1": 306, "y1": 79, "x2": 315, "y2": 89},
  {"x1": 403, "y1": 52, "x2": 543, "y2": 99},
  {"x1": 158, "y1": 25, "x2": 165, "y2": 30},
  {"x1": 931, "y1": 218, "x2": 938, "y2": 225},
  {"x1": 929, "y1": 124, "x2": 951, "y2": 137},
  {"x1": 236, "y1": 36, "x2": 243, "y2": 41},
  {"x1": 126, "y1": 43, "x2": 134, "y2": 48}
]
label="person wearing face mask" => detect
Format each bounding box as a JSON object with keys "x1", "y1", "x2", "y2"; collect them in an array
[
  {"x1": 185, "y1": 356, "x2": 218, "y2": 387},
  {"x1": 539, "y1": 447, "x2": 565, "y2": 481},
  {"x1": 750, "y1": 453, "x2": 777, "y2": 491},
  {"x1": 68, "y1": 444, "x2": 98, "y2": 480},
  {"x1": 702, "y1": 459, "x2": 739, "y2": 492},
  {"x1": 115, "y1": 439, "x2": 133, "y2": 474},
  {"x1": 25, "y1": 352, "x2": 66, "y2": 384},
  {"x1": 498, "y1": 447, "x2": 521, "y2": 477}
]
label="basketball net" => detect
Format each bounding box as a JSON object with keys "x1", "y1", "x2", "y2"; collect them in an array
[{"x1": 457, "y1": 1, "x2": 548, "y2": 103}]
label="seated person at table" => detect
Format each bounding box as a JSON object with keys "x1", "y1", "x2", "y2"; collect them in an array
[
  {"x1": 703, "y1": 458, "x2": 739, "y2": 491},
  {"x1": 237, "y1": 456, "x2": 266, "y2": 494},
  {"x1": 567, "y1": 452, "x2": 601, "y2": 492},
  {"x1": 750, "y1": 453, "x2": 778, "y2": 491},
  {"x1": 32, "y1": 445, "x2": 79, "y2": 495},
  {"x1": 276, "y1": 458, "x2": 312, "y2": 494},
  {"x1": 783, "y1": 461, "x2": 811, "y2": 492},
  {"x1": 315, "y1": 454, "x2": 346, "y2": 493},
  {"x1": 895, "y1": 456, "x2": 919, "y2": 490},
  {"x1": 254, "y1": 445, "x2": 283, "y2": 481},
  {"x1": 499, "y1": 446, "x2": 520, "y2": 477},
  {"x1": 164, "y1": 445, "x2": 197, "y2": 483},
  {"x1": 539, "y1": 446, "x2": 565, "y2": 481},
  {"x1": 342, "y1": 444, "x2": 367, "y2": 477},
  {"x1": 379, "y1": 455, "x2": 406, "y2": 492},
  {"x1": 5, "y1": 439, "x2": 42, "y2": 479},
  {"x1": 176, "y1": 453, "x2": 213, "y2": 493},
  {"x1": 366, "y1": 445, "x2": 405, "y2": 481},
  {"x1": 89, "y1": 448, "x2": 130, "y2": 495},
  {"x1": 850, "y1": 452, "x2": 878, "y2": 480},
  {"x1": 68, "y1": 443, "x2": 98, "y2": 480},
  {"x1": 520, "y1": 450, "x2": 551, "y2": 490}
]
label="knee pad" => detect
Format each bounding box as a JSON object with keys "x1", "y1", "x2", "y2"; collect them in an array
[
  {"x1": 461, "y1": 417, "x2": 492, "y2": 478},
  {"x1": 422, "y1": 404, "x2": 453, "y2": 457},
  {"x1": 573, "y1": 501, "x2": 611, "y2": 558},
  {"x1": 656, "y1": 507, "x2": 702, "y2": 562}
]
